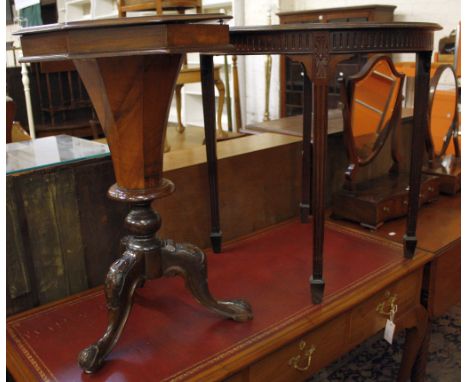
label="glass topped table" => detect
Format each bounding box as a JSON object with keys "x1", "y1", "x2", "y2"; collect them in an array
[{"x1": 6, "y1": 135, "x2": 110, "y2": 175}]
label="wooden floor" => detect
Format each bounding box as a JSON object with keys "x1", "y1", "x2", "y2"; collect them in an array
[{"x1": 95, "y1": 123, "x2": 244, "y2": 152}]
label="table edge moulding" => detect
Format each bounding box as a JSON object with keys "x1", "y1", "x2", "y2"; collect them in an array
[{"x1": 15, "y1": 15, "x2": 441, "y2": 376}]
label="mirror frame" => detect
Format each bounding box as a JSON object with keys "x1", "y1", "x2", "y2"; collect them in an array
[
  {"x1": 426, "y1": 64, "x2": 460, "y2": 162},
  {"x1": 340, "y1": 54, "x2": 405, "y2": 187}
]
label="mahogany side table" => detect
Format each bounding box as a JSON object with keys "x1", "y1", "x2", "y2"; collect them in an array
[
  {"x1": 201, "y1": 21, "x2": 442, "y2": 303},
  {"x1": 15, "y1": 14, "x2": 253, "y2": 373}
]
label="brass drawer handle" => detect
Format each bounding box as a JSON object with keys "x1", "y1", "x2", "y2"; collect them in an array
[
  {"x1": 376, "y1": 291, "x2": 398, "y2": 317},
  {"x1": 288, "y1": 340, "x2": 316, "y2": 372}
]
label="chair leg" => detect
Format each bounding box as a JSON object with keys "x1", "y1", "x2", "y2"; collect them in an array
[
  {"x1": 155, "y1": 0, "x2": 162, "y2": 14},
  {"x1": 214, "y1": 78, "x2": 227, "y2": 138},
  {"x1": 175, "y1": 84, "x2": 185, "y2": 133}
]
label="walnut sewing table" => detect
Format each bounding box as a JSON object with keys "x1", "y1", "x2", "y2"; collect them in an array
[{"x1": 16, "y1": 14, "x2": 253, "y2": 374}]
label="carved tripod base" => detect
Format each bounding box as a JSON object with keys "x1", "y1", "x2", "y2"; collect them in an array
[{"x1": 78, "y1": 195, "x2": 253, "y2": 373}]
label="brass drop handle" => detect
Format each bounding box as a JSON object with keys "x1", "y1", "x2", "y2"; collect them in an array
[
  {"x1": 376, "y1": 291, "x2": 398, "y2": 317},
  {"x1": 288, "y1": 340, "x2": 316, "y2": 372}
]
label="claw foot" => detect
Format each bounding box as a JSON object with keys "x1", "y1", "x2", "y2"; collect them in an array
[
  {"x1": 217, "y1": 299, "x2": 253, "y2": 322},
  {"x1": 78, "y1": 344, "x2": 102, "y2": 373}
]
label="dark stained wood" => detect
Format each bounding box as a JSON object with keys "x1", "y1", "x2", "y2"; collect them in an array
[
  {"x1": 404, "y1": 51, "x2": 432, "y2": 258},
  {"x1": 277, "y1": 5, "x2": 396, "y2": 117},
  {"x1": 300, "y1": 60, "x2": 312, "y2": 223},
  {"x1": 200, "y1": 54, "x2": 222, "y2": 252},
  {"x1": 17, "y1": 21, "x2": 231, "y2": 62},
  {"x1": 212, "y1": 22, "x2": 441, "y2": 303},
  {"x1": 310, "y1": 77, "x2": 328, "y2": 304}
]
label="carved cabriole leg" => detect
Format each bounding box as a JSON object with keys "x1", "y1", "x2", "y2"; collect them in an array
[
  {"x1": 404, "y1": 51, "x2": 432, "y2": 259},
  {"x1": 200, "y1": 54, "x2": 222, "y2": 253},
  {"x1": 161, "y1": 240, "x2": 253, "y2": 322},
  {"x1": 78, "y1": 202, "x2": 158, "y2": 373},
  {"x1": 175, "y1": 84, "x2": 185, "y2": 133},
  {"x1": 396, "y1": 304, "x2": 429, "y2": 382},
  {"x1": 214, "y1": 78, "x2": 227, "y2": 138}
]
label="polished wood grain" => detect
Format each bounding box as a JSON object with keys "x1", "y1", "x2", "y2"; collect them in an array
[
  {"x1": 404, "y1": 51, "x2": 432, "y2": 258},
  {"x1": 16, "y1": 18, "x2": 250, "y2": 374},
  {"x1": 75, "y1": 54, "x2": 182, "y2": 194},
  {"x1": 17, "y1": 19, "x2": 231, "y2": 62}
]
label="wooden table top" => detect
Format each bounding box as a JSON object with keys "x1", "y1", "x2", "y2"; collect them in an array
[
  {"x1": 15, "y1": 15, "x2": 232, "y2": 62},
  {"x1": 15, "y1": 18, "x2": 442, "y2": 62},
  {"x1": 230, "y1": 21, "x2": 441, "y2": 33},
  {"x1": 15, "y1": 14, "x2": 231, "y2": 34}
]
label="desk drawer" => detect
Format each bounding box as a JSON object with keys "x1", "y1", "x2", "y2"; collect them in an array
[
  {"x1": 348, "y1": 269, "x2": 422, "y2": 345},
  {"x1": 249, "y1": 315, "x2": 347, "y2": 382}
]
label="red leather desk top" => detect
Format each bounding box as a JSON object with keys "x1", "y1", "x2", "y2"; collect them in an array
[{"x1": 7, "y1": 221, "x2": 425, "y2": 382}]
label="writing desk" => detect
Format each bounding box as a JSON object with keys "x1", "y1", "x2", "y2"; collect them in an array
[
  {"x1": 16, "y1": 16, "x2": 440, "y2": 377},
  {"x1": 7, "y1": 221, "x2": 433, "y2": 381}
]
